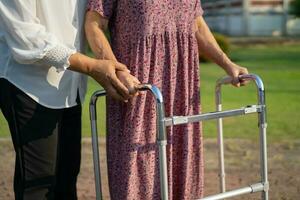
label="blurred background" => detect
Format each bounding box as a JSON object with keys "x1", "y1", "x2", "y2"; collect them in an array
[
  {"x1": 202, "y1": 0, "x2": 300, "y2": 36},
  {"x1": 0, "y1": 0, "x2": 299, "y2": 199}
]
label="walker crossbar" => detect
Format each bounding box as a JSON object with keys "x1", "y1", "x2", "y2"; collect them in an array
[
  {"x1": 199, "y1": 183, "x2": 266, "y2": 200},
  {"x1": 164, "y1": 105, "x2": 263, "y2": 126},
  {"x1": 89, "y1": 73, "x2": 269, "y2": 200}
]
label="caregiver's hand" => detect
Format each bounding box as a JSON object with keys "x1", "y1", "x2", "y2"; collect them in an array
[
  {"x1": 89, "y1": 60, "x2": 133, "y2": 101},
  {"x1": 68, "y1": 53, "x2": 131, "y2": 102},
  {"x1": 117, "y1": 71, "x2": 141, "y2": 97}
]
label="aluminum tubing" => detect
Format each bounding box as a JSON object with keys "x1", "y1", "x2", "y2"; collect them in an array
[
  {"x1": 199, "y1": 183, "x2": 264, "y2": 200},
  {"x1": 89, "y1": 91, "x2": 106, "y2": 200}
]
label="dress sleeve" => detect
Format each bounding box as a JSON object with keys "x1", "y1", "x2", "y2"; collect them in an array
[
  {"x1": 195, "y1": 0, "x2": 204, "y2": 18},
  {"x1": 0, "y1": 0, "x2": 76, "y2": 71},
  {"x1": 87, "y1": 0, "x2": 116, "y2": 20}
]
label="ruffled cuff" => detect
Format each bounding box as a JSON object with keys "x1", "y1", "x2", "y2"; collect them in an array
[{"x1": 41, "y1": 44, "x2": 76, "y2": 72}]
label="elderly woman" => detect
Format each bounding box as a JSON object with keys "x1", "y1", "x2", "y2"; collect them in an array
[{"x1": 85, "y1": 1, "x2": 248, "y2": 199}]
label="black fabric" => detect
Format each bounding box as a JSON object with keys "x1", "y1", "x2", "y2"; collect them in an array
[{"x1": 0, "y1": 78, "x2": 82, "y2": 200}]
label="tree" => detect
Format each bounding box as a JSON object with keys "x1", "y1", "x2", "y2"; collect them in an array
[{"x1": 290, "y1": 0, "x2": 300, "y2": 17}]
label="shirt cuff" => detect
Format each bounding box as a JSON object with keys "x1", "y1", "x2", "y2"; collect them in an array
[{"x1": 42, "y1": 44, "x2": 76, "y2": 72}]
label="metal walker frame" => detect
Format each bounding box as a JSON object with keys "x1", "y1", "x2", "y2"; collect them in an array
[{"x1": 89, "y1": 74, "x2": 269, "y2": 200}]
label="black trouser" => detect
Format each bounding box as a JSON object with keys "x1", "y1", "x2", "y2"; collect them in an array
[{"x1": 0, "y1": 78, "x2": 82, "y2": 200}]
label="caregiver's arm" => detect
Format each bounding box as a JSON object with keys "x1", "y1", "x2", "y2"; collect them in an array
[
  {"x1": 0, "y1": 0, "x2": 130, "y2": 101},
  {"x1": 85, "y1": 11, "x2": 140, "y2": 95},
  {"x1": 195, "y1": 16, "x2": 248, "y2": 87}
]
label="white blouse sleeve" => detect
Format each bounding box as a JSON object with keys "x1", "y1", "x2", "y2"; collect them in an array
[{"x1": 0, "y1": 0, "x2": 76, "y2": 71}]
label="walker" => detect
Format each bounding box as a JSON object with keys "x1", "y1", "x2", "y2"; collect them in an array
[{"x1": 89, "y1": 73, "x2": 269, "y2": 200}]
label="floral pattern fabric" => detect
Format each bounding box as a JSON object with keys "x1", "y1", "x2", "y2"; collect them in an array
[{"x1": 87, "y1": 0, "x2": 204, "y2": 199}]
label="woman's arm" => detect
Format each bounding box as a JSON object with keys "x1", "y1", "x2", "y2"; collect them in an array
[
  {"x1": 85, "y1": 11, "x2": 116, "y2": 60},
  {"x1": 85, "y1": 11, "x2": 140, "y2": 95},
  {"x1": 195, "y1": 16, "x2": 248, "y2": 87}
]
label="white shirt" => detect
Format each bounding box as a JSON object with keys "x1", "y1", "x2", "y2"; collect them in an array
[{"x1": 0, "y1": 0, "x2": 88, "y2": 108}]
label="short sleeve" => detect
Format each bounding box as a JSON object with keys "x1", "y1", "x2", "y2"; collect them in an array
[
  {"x1": 87, "y1": 0, "x2": 116, "y2": 20},
  {"x1": 195, "y1": 0, "x2": 204, "y2": 18}
]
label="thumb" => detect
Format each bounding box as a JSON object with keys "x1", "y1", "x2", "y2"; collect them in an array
[
  {"x1": 115, "y1": 61, "x2": 130, "y2": 73},
  {"x1": 231, "y1": 72, "x2": 240, "y2": 87}
]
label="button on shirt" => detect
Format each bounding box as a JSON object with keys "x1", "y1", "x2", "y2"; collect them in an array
[{"x1": 0, "y1": 0, "x2": 88, "y2": 108}]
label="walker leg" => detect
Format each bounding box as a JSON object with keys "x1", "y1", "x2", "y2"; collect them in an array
[
  {"x1": 258, "y1": 90, "x2": 269, "y2": 200},
  {"x1": 91, "y1": 118, "x2": 103, "y2": 200},
  {"x1": 159, "y1": 143, "x2": 168, "y2": 200},
  {"x1": 216, "y1": 87, "x2": 226, "y2": 194},
  {"x1": 260, "y1": 123, "x2": 269, "y2": 200},
  {"x1": 154, "y1": 90, "x2": 169, "y2": 200},
  {"x1": 217, "y1": 107, "x2": 226, "y2": 194},
  {"x1": 90, "y1": 94, "x2": 104, "y2": 200}
]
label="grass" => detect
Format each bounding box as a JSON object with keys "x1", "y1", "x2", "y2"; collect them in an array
[
  {"x1": 0, "y1": 43, "x2": 299, "y2": 141},
  {"x1": 201, "y1": 44, "x2": 300, "y2": 141}
]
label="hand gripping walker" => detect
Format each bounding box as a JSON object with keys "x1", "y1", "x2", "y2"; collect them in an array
[{"x1": 89, "y1": 73, "x2": 269, "y2": 200}]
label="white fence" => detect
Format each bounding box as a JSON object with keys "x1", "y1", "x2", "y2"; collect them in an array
[
  {"x1": 204, "y1": 14, "x2": 300, "y2": 36},
  {"x1": 202, "y1": 0, "x2": 300, "y2": 36}
]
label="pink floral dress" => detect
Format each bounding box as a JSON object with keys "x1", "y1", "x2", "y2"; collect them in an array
[{"x1": 87, "y1": 1, "x2": 204, "y2": 199}]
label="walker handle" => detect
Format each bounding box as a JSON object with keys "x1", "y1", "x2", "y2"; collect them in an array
[
  {"x1": 216, "y1": 73, "x2": 265, "y2": 94},
  {"x1": 216, "y1": 74, "x2": 256, "y2": 86}
]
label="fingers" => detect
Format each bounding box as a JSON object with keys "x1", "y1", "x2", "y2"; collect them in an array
[
  {"x1": 90, "y1": 60, "x2": 134, "y2": 101},
  {"x1": 130, "y1": 76, "x2": 141, "y2": 96},
  {"x1": 121, "y1": 75, "x2": 136, "y2": 95},
  {"x1": 124, "y1": 80, "x2": 140, "y2": 97},
  {"x1": 108, "y1": 73, "x2": 131, "y2": 100},
  {"x1": 132, "y1": 76, "x2": 141, "y2": 85},
  {"x1": 239, "y1": 78, "x2": 248, "y2": 86},
  {"x1": 238, "y1": 67, "x2": 249, "y2": 87},
  {"x1": 231, "y1": 76, "x2": 240, "y2": 87},
  {"x1": 106, "y1": 85, "x2": 128, "y2": 102},
  {"x1": 116, "y1": 70, "x2": 141, "y2": 97},
  {"x1": 110, "y1": 61, "x2": 142, "y2": 100},
  {"x1": 128, "y1": 82, "x2": 137, "y2": 95},
  {"x1": 115, "y1": 61, "x2": 130, "y2": 73},
  {"x1": 231, "y1": 67, "x2": 249, "y2": 87}
]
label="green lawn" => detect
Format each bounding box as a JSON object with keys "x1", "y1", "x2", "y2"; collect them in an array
[{"x1": 0, "y1": 44, "x2": 299, "y2": 141}]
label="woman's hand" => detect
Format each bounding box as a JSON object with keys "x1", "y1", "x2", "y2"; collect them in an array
[
  {"x1": 117, "y1": 71, "x2": 141, "y2": 97},
  {"x1": 223, "y1": 62, "x2": 249, "y2": 87}
]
